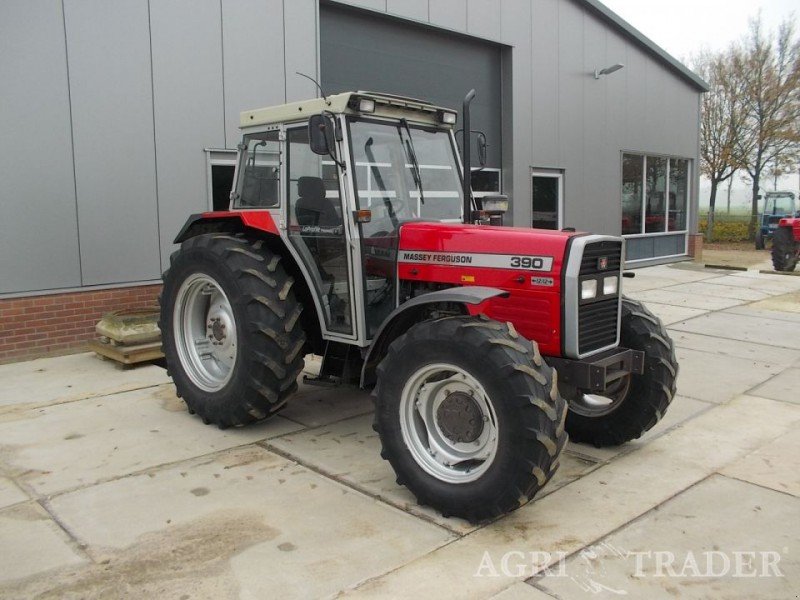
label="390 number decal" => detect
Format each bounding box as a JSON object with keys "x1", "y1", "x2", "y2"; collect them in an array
[{"x1": 510, "y1": 256, "x2": 548, "y2": 270}]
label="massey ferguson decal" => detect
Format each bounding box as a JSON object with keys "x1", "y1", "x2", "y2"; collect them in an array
[{"x1": 399, "y1": 251, "x2": 554, "y2": 272}]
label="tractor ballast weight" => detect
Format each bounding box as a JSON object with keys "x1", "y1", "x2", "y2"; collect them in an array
[{"x1": 160, "y1": 91, "x2": 679, "y2": 522}]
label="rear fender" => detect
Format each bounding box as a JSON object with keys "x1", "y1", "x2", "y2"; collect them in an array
[
  {"x1": 360, "y1": 286, "x2": 509, "y2": 388},
  {"x1": 174, "y1": 211, "x2": 279, "y2": 243},
  {"x1": 778, "y1": 217, "x2": 800, "y2": 242}
]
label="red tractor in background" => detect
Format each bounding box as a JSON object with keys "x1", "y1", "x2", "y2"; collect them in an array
[
  {"x1": 160, "y1": 90, "x2": 678, "y2": 522},
  {"x1": 772, "y1": 218, "x2": 800, "y2": 272}
]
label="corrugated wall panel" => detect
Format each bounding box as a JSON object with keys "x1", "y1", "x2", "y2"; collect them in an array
[
  {"x1": 284, "y1": 0, "x2": 320, "y2": 103},
  {"x1": 429, "y1": 0, "x2": 467, "y2": 31},
  {"x1": 64, "y1": 0, "x2": 161, "y2": 285},
  {"x1": 150, "y1": 0, "x2": 226, "y2": 271},
  {"x1": 387, "y1": 0, "x2": 427, "y2": 21},
  {"x1": 0, "y1": 0, "x2": 82, "y2": 294},
  {"x1": 221, "y1": 0, "x2": 285, "y2": 148}
]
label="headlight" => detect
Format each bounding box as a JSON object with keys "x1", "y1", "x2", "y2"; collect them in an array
[
  {"x1": 581, "y1": 279, "x2": 597, "y2": 300},
  {"x1": 603, "y1": 276, "x2": 618, "y2": 296}
]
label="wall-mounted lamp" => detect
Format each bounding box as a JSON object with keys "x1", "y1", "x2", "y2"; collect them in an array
[{"x1": 594, "y1": 63, "x2": 625, "y2": 79}]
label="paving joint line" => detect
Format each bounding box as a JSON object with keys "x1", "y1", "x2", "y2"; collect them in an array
[{"x1": 259, "y1": 440, "x2": 466, "y2": 537}]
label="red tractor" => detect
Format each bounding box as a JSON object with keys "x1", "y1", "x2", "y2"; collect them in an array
[
  {"x1": 161, "y1": 91, "x2": 678, "y2": 522},
  {"x1": 772, "y1": 218, "x2": 800, "y2": 272}
]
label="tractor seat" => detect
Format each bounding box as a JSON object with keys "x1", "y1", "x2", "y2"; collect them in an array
[{"x1": 296, "y1": 177, "x2": 339, "y2": 227}]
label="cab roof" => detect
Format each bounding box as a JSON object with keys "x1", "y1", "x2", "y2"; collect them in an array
[{"x1": 240, "y1": 91, "x2": 456, "y2": 129}]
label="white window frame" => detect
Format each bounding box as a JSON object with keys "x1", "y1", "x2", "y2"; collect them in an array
[
  {"x1": 531, "y1": 168, "x2": 564, "y2": 230},
  {"x1": 204, "y1": 148, "x2": 238, "y2": 211}
]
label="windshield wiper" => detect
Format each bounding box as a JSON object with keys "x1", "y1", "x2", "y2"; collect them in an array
[{"x1": 399, "y1": 119, "x2": 425, "y2": 205}]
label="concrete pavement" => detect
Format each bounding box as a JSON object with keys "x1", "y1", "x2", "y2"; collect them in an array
[{"x1": 0, "y1": 262, "x2": 799, "y2": 599}]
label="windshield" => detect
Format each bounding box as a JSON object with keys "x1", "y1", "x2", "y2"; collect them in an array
[
  {"x1": 348, "y1": 119, "x2": 463, "y2": 237},
  {"x1": 765, "y1": 193, "x2": 795, "y2": 214}
]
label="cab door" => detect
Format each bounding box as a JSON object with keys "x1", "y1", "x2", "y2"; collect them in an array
[{"x1": 284, "y1": 124, "x2": 357, "y2": 337}]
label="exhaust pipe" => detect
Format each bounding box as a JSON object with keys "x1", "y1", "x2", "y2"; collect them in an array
[{"x1": 462, "y1": 89, "x2": 476, "y2": 224}]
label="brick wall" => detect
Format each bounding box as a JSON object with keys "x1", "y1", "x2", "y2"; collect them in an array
[
  {"x1": 0, "y1": 284, "x2": 162, "y2": 364},
  {"x1": 687, "y1": 233, "x2": 704, "y2": 261}
]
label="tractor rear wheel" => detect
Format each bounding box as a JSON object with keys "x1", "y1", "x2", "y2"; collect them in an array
[
  {"x1": 160, "y1": 234, "x2": 305, "y2": 427},
  {"x1": 562, "y1": 297, "x2": 678, "y2": 447},
  {"x1": 372, "y1": 315, "x2": 567, "y2": 523},
  {"x1": 772, "y1": 226, "x2": 799, "y2": 272}
]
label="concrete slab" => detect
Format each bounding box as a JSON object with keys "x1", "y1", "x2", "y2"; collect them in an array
[
  {"x1": 537, "y1": 475, "x2": 800, "y2": 599},
  {"x1": 0, "y1": 352, "x2": 170, "y2": 411},
  {"x1": 636, "y1": 302, "x2": 707, "y2": 326},
  {"x1": 490, "y1": 582, "x2": 555, "y2": 599},
  {"x1": 629, "y1": 288, "x2": 745, "y2": 311},
  {"x1": 0, "y1": 476, "x2": 28, "y2": 509},
  {"x1": 0, "y1": 502, "x2": 86, "y2": 585},
  {"x1": 345, "y1": 396, "x2": 800, "y2": 598},
  {"x1": 621, "y1": 273, "x2": 697, "y2": 294},
  {"x1": 630, "y1": 264, "x2": 722, "y2": 283},
  {"x1": 0, "y1": 384, "x2": 304, "y2": 496},
  {"x1": 707, "y1": 272, "x2": 800, "y2": 294},
  {"x1": 280, "y1": 380, "x2": 373, "y2": 428},
  {"x1": 722, "y1": 429, "x2": 800, "y2": 497},
  {"x1": 668, "y1": 330, "x2": 800, "y2": 368},
  {"x1": 669, "y1": 311, "x2": 800, "y2": 350},
  {"x1": 269, "y1": 413, "x2": 599, "y2": 534},
  {"x1": 675, "y1": 347, "x2": 784, "y2": 404},
  {"x1": 41, "y1": 446, "x2": 452, "y2": 600},
  {"x1": 667, "y1": 281, "x2": 771, "y2": 302},
  {"x1": 568, "y1": 396, "x2": 712, "y2": 463},
  {"x1": 749, "y1": 368, "x2": 800, "y2": 404},
  {"x1": 725, "y1": 301, "x2": 800, "y2": 324}
]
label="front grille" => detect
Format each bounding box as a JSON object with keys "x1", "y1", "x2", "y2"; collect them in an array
[{"x1": 578, "y1": 240, "x2": 622, "y2": 354}]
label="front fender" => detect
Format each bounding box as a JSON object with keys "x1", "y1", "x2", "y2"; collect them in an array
[{"x1": 359, "y1": 286, "x2": 509, "y2": 388}]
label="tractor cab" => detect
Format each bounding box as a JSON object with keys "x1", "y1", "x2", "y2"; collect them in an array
[
  {"x1": 230, "y1": 91, "x2": 494, "y2": 347},
  {"x1": 757, "y1": 191, "x2": 798, "y2": 249}
]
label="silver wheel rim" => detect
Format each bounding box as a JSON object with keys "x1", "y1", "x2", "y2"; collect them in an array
[
  {"x1": 173, "y1": 273, "x2": 237, "y2": 392},
  {"x1": 399, "y1": 363, "x2": 499, "y2": 484},
  {"x1": 567, "y1": 374, "x2": 631, "y2": 417}
]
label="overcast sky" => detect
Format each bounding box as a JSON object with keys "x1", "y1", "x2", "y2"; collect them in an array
[{"x1": 600, "y1": 0, "x2": 798, "y2": 62}]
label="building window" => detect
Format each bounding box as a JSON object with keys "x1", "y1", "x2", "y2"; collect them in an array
[{"x1": 621, "y1": 152, "x2": 690, "y2": 236}]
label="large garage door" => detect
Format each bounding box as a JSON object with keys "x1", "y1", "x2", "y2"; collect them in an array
[{"x1": 320, "y1": 4, "x2": 502, "y2": 171}]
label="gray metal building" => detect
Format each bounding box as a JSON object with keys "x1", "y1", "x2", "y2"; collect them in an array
[{"x1": 0, "y1": 0, "x2": 706, "y2": 298}]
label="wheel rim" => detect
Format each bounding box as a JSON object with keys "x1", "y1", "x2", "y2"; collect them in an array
[
  {"x1": 399, "y1": 363, "x2": 499, "y2": 484},
  {"x1": 173, "y1": 273, "x2": 237, "y2": 392},
  {"x1": 567, "y1": 373, "x2": 632, "y2": 417}
]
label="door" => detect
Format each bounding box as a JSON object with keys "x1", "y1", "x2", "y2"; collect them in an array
[
  {"x1": 531, "y1": 170, "x2": 563, "y2": 230},
  {"x1": 285, "y1": 125, "x2": 354, "y2": 335}
]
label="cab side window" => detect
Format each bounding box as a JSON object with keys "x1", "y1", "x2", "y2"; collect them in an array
[{"x1": 235, "y1": 131, "x2": 280, "y2": 208}]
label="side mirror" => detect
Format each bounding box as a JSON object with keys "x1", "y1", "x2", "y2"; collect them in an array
[
  {"x1": 477, "y1": 132, "x2": 487, "y2": 167},
  {"x1": 309, "y1": 114, "x2": 335, "y2": 156}
]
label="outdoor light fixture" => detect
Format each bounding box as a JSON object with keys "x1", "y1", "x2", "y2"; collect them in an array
[{"x1": 594, "y1": 63, "x2": 625, "y2": 79}]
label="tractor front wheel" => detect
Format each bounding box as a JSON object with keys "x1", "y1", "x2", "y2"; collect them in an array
[
  {"x1": 373, "y1": 316, "x2": 567, "y2": 523},
  {"x1": 755, "y1": 229, "x2": 765, "y2": 250},
  {"x1": 562, "y1": 297, "x2": 678, "y2": 447},
  {"x1": 160, "y1": 234, "x2": 306, "y2": 428},
  {"x1": 772, "y1": 226, "x2": 799, "y2": 272}
]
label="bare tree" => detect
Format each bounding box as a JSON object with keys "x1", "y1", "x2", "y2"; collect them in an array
[
  {"x1": 734, "y1": 17, "x2": 800, "y2": 238},
  {"x1": 696, "y1": 50, "x2": 747, "y2": 241}
]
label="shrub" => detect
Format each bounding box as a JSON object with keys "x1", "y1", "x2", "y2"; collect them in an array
[{"x1": 698, "y1": 219, "x2": 749, "y2": 242}]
